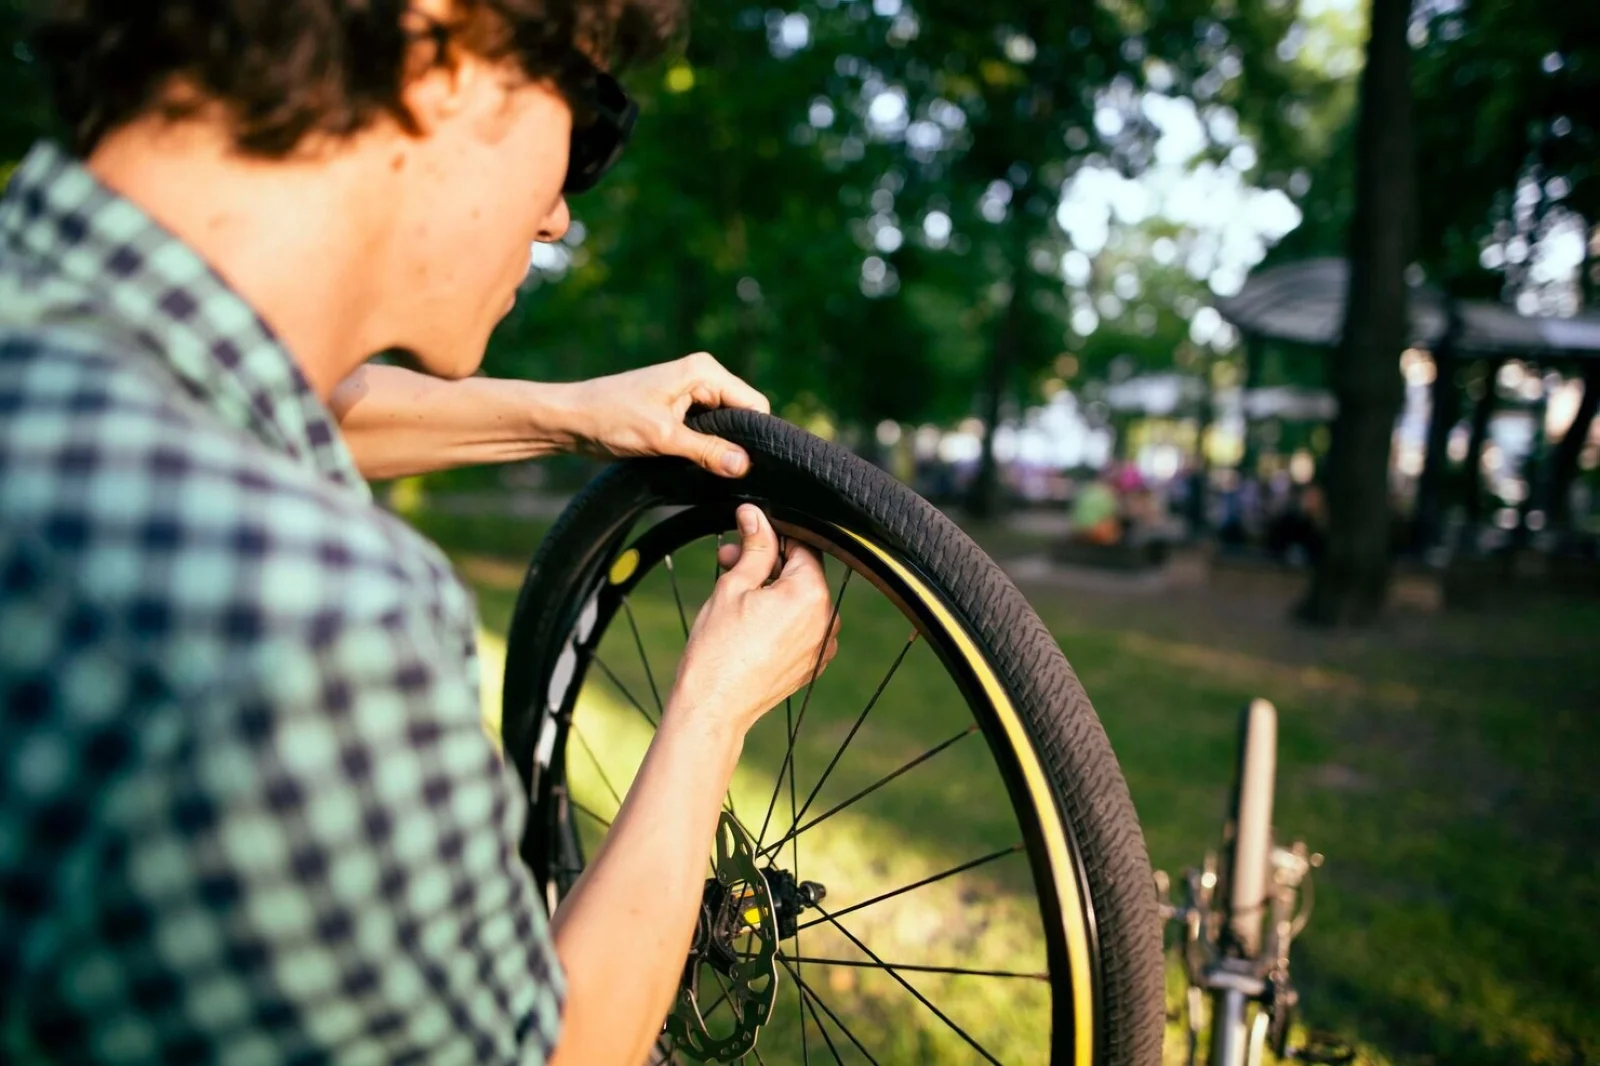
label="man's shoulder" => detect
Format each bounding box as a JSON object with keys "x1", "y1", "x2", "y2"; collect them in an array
[{"x1": 0, "y1": 323, "x2": 471, "y2": 653}]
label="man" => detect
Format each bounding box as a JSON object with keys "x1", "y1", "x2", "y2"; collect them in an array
[{"x1": 0, "y1": 1, "x2": 838, "y2": 1063}]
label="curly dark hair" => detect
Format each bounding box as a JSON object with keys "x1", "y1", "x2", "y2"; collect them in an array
[{"x1": 31, "y1": 0, "x2": 684, "y2": 158}]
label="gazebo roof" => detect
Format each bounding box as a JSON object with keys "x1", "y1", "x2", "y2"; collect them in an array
[{"x1": 1216, "y1": 256, "x2": 1600, "y2": 359}]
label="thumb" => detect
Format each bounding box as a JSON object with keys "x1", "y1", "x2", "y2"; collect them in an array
[
  {"x1": 672, "y1": 425, "x2": 751, "y2": 478},
  {"x1": 725, "y1": 505, "x2": 778, "y2": 588}
]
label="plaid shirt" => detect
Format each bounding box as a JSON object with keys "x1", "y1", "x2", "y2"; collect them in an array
[{"x1": 0, "y1": 143, "x2": 564, "y2": 1064}]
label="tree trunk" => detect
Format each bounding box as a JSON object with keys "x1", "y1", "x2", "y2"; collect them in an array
[
  {"x1": 1189, "y1": 356, "x2": 1217, "y2": 535},
  {"x1": 1461, "y1": 358, "x2": 1503, "y2": 536},
  {"x1": 967, "y1": 216, "x2": 1029, "y2": 520},
  {"x1": 967, "y1": 292, "x2": 1018, "y2": 520},
  {"x1": 1411, "y1": 307, "x2": 1461, "y2": 552},
  {"x1": 1300, "y1": 0, "x2": 1414, "y2": 626},
  {"x1": 1511, "y1": 384, "x2": 1551, "y2": 550},
  {"x1": 1547, "y1": 362, "x2": 1600, "y2": 528},
  {"x1": 1238, "y1": 332, "x2": 1265, "y2": 480}
]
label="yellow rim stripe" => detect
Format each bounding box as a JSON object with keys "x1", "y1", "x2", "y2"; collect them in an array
[{"x1": 838, "y1": 527, "x2": 1094, "y2": 1066}]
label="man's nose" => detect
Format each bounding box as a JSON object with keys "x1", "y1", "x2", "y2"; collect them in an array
[{"x1": 536, "y1": 198, "x2": 571, "y2": 243}]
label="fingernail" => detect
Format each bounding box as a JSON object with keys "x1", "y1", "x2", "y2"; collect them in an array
[
  {"x1": 722, "y1": 450, "x2": 749, "y2": 476},
  {"x1": 737, "y1": 506, "x2": 759, "y2": 536}
]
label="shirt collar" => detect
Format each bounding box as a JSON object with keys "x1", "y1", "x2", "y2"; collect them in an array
[{"x1": 0, "y1": 141, "x2": 369, "y2": 497}]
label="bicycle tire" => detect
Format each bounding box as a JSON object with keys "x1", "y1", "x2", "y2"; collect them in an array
[{"x1": 500, "y1": 409, "x2": 1163, "y2": 1066}]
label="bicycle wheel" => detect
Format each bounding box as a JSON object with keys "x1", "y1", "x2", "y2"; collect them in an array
[{"x1": 500, "y1": 410, "x2": 1162, "y2": 1066}]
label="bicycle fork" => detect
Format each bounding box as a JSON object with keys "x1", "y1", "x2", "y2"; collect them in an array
[{"x1": 1157, "y1": 700, "x2": 1342, "y2": 1066}]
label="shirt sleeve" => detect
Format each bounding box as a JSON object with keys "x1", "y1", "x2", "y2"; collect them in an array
[{"x1": 15, "y1": 601, "x2": 566, "y2": 1066}]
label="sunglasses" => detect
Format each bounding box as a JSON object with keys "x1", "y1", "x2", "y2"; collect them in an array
[{"x1": 561, "y1": 63, "x2": 638, "y2": 195}]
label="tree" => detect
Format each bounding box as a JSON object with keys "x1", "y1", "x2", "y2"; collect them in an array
[
  {"x1": 1299, "y1": 0, "x2": 1413, "y2": 626},
  {"x1": 1400, "y1": 0, "x2": 1600, "y2": 538}
]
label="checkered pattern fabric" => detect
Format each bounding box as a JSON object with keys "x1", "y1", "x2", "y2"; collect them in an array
[{"x1": 0, "y1": 143, "x2": 564, "y2": 1063}]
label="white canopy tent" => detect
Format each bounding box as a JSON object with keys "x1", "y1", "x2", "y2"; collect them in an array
[
  {"x1": 1215, "y1": 256, "x2": 1600, "y2": 543},
  {"x1": 1215, "y1": 256, "x2": 1600, "y2": 359}
]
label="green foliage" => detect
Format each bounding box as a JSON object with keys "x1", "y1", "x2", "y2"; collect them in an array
[
  {"x1": 4, "y1": 0, "x2": 1590, "y2": 432},
  {"x1": 1411, "y1": 0, "x2": 1600, "y2": 295},
  {"x1": 1278, "y1": 0, "x2": 1599, "y2": 300}
]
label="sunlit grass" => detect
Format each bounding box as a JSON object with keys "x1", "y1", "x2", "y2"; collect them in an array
[{"x1": 1025, "y1": 591, "x2": 1600, "y2": 1066}]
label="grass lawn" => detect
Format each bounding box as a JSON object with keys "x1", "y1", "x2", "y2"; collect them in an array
[{"x1": 407, "y1": 505, "x2": 1600, "y2": 1066}]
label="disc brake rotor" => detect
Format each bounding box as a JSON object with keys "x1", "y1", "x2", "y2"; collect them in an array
[{"x1": 664, "y1": 812, "x2": 780, "y2": 1062}]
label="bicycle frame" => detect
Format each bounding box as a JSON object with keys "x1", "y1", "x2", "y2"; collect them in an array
[{"x1": 1158, "y1": 700, "x2": 1330, "y2": 1066}]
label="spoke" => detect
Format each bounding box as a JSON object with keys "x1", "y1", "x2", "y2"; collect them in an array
[
  {"x1": 664, "y1": 553, "x2": 690, "y2": 640},
  {"x1": 698, "y1": 981, "x2": 731, "y2": 1022},
  {"x1": 788, "y1": 695, "x2": 810, "y2": 1066},
  {"x1": 797, "y1": 844, "x2": 1024, "y2": 932},
  {"x1": 697, "y1": 968, "x2": 736, "y2": 1035},
  {"x1": 622, "y1": 598, "x2": 665, "y2": 717},
  {"x1": 789, "y1": 632, "x2": 917, "y2": 837},
  {"x1": 812, "y1": 906, "x2": 1003, "y2": 1066},
  {"x1": 780, "y1": 957, "x2": 881, "y2": 1066},
  {"x1": 796, "y1": 975, "x2": 847, "y2": 1066},
  {"x1": 760, "y1": 725, "x2": 978, "y2": 860},
  {"x1": 781, "y1": 955, "x2": 1048, "y2": 981},
  {"x1": 592, "y1": 656, "x2": 657, "y2": 729},
  {"x1": 570, "y1": 798, "x2": 612, "y2": 830},
  {"x1": 571, "y1": 726, "x2": 624, "y2": 812},
  {"x1": 706, "y1": 965, "x2": 765, "y2": 1066},
  {"x1": 708, "y1": 967, "x2": 735, "y2": 1015},
  {"x1": 758, "y1": 567, "x2": 853, "y2": 850}
]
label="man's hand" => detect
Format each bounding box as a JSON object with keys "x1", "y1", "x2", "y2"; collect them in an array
[
  {"x1": 563, "y1": 353, "x2": 769, "y2": 477},
  {"x1": 668, "y1": 504, "x2": 839, "y2": 738}
]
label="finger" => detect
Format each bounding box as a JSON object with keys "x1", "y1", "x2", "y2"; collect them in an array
[
  {"x1": 717, "y1": 543, "x2": 742, "y2": 571},
  {"x1": 725, "y1": 505, "x2": 778, "y2": 589},
  {"x1": 670, "y1": 425, "x2": 751, "y2": 478},
  {"x1": 775, "y1": 542, "x2": 825, "y2": 585},
  {"x1": 686, "y1": 354, "x2": 772, "y2": 415}
]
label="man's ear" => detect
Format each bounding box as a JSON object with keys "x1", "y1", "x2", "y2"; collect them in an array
[
  {"x1": 399, "y1": 44, "x2": 480, "y2": 138},
  {"x1": 403, "y1": 49, "x2": 525, "y2": 147}
]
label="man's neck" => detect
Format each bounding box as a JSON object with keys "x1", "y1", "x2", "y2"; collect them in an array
[{"x1": 86, "y1": 120, "x2": 395, "y2": 401}]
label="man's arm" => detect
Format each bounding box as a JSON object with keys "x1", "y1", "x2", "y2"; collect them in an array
[
  {"x1": 328, "y1": 355, "x2": 768, "y2": 482},
  {"x1": 329, "y1": 363, "x2": 580, "y2": 479}
]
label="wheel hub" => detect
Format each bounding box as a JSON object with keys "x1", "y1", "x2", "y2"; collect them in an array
[
  {"x1": 664, "y1": 813, "x2": 827, "y2": 1062},
  {"x1": 761, "y1": 865, "x2": 827, "y2": 941}
]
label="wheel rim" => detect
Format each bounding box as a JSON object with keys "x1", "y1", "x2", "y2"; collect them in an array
[{"x1": 510, "y1": 499, "x2": 1098, "y2": 1065}]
